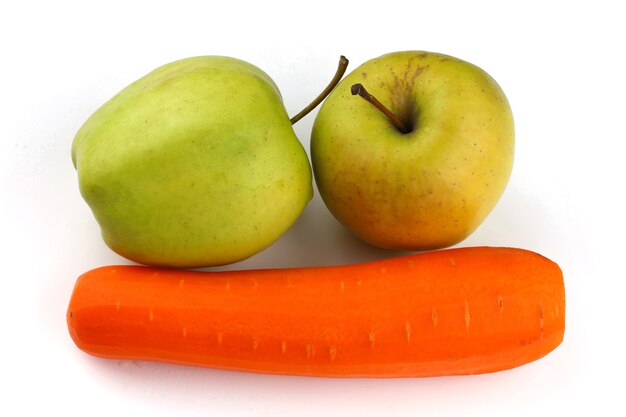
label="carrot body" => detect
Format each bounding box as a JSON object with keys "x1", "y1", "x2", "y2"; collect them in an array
[{"x1": 67, "y1": 247, "x2": 565, "y2": 377}]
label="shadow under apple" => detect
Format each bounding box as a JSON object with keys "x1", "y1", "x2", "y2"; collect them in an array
[
  {"x1": 461, "y1": 180, "x2": 561, "y2": 255},
  {"x1": 210, "y1": 178, "x2": 558, "y2": 272}
]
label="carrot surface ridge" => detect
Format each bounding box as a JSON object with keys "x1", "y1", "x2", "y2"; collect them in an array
[{"x1": 67, "y1": 247, "x2": 565, "y2": 378}]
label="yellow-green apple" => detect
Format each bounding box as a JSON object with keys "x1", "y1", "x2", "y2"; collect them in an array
[
  {"x1": 72, "y1": 56, "x2": 315, "y2": 268},
  {"x1": 311, "y1": 51, "x2": 514, "y2": 250}
]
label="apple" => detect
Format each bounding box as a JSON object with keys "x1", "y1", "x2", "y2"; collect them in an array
[
  {"x1": 311, "y1": 51, "x2": 514, "y2": 250},
  {"x1": 72, "y1": 56, "x2": 322, "y2": 268}
]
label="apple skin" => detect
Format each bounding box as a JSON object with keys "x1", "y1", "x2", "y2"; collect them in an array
[
  {"x1": 311, "y1": 51, "x2": 514, "y2": 250},
  {"x1": 72, "y1": 56, "x2": 312, "y2": 268}
]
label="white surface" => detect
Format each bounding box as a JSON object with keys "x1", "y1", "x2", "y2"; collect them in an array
[{"x1": 2, "y1": 0, "x2": 625, "y2": 415}]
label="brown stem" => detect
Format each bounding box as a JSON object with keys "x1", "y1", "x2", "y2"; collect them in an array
[
  {"x1": 351, "y1": 83, "x2": 410, "y2": 133},
  {"x1": 290, "y1": 56, "x2": 349, "y2": 124}
]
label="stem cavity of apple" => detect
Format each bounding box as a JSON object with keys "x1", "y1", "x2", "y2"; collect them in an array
[
  {"x1": 290, "y1": 56, "x2": 349, "y2": 125},
  {"x1": 351, "y1": 83, "x2": 411, "y2": 134}
]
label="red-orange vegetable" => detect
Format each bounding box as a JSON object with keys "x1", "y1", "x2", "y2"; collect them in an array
[{"x1": 67, "y1": 247, "x2": 565, "y2": 377}]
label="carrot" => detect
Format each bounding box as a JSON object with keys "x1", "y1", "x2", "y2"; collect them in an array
[{"x1": 66, "y1": 247, "x2": 565, "y2": 377}]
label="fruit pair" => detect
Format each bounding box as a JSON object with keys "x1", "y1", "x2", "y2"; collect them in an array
[{"x1": 72, "y1": 52, "x2": 514, "y2": 268}]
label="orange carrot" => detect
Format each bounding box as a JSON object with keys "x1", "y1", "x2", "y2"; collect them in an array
[{"x1": 66, "y1": 247, "x2": 565, "y2": 377}]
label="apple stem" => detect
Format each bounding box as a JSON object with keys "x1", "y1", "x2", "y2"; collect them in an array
[
  {"x1": 351, "y1": 83, "x2": 410, "y2": 134},
  {"x1": 290, "y1": 56, "x2": 349, "y2": 125}
]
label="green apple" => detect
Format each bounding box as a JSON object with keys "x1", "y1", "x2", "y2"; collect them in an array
[
  {"x1": 72, "y1": 56, "x2": 313, "y2": 268},
  {"x1": 311, "y1": 51, "x2": 514, "y2": 250}
]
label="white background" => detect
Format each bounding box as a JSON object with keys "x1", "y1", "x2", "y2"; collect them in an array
[{"x1": 2, "y1": 0, "x2": 625, "y2": 415}]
